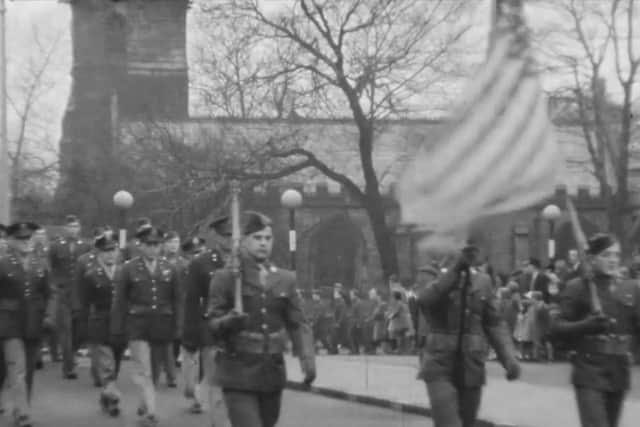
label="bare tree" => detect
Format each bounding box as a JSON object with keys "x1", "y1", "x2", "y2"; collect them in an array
[
  {"x1": 537, "y1": 0, "x2": 640, "y2": 250},
  {"x1": 7, "y1": 25, "x2": 66, "y2": 215},
  {"x1": 196, "y1": 0, "x2": 472, "y2": 279}
]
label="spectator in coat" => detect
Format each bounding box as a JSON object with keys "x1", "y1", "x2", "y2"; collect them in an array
[
  {"x1": 386, "y1": 291, "x2": 413, "y2": 354},
  {"x1": 522, "y1": 258, "x2": 551, "y2": 303}
]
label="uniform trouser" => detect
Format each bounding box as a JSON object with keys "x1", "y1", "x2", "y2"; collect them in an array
[
  {"x1": 130, "y1": 340, "x2": 158, "y2": 415},
  {"x1": 91, "y1": 344, "x2": 123, "y2": 400},
  {"x1": 181, "y1": 348, "x2": 201, "y2": 403},
  {"x1": 57, "y1": 300, "x2": 76, "y2": 376},
  {"x1": 151, "y1": 342, "x2": 176, "y2": 385},
  {"x1": 574, "y1": 387, "x2": 626, "y2": 427},
  {"x1": 203, "y1": 346, "x2": 231, "y2": 427},
  {"x1": 222, "y1": 389, "x2": 282, "y2": 427},
  {"x1": 1, "y1": 338, "x2": 40, "y2": 417},
  {"x1": 425, "y1": 380, "x2": 482, "y2": 427},
  {"x1": 0, "y1": 347, "x2": 5, "y2": 410}
]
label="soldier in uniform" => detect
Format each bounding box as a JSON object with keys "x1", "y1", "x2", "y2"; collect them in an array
[
  {"x1": 206, "y1": 211, "x2": 316, "y2": 427},
  {"x1": 48, "y1": 214, "x2": 91, "y2": 379},
  {"x1": 550, "y1": 233, "x2": 640, "y2": 427},
  {"x1": 0, "y1": 222, "x2": 56, "y2": 427},
  {"x1": 122, "y1": 218, "x2": 153, "y2": 262},
  {"x1": 110, "y1": 226, "x2": 182, "y2": 427},
  {"x1": 150, "y1": 231, "x2": 187, "y2": 388},
  {"x1": 182, "y1": 217, "x2": 229, "y2": 421},
  {"x1": 73, "y1": 229, "x2": 124, "y2": 417},
  {"x1": 417, "y1": 242, "x2": 521, "y2": 427}
]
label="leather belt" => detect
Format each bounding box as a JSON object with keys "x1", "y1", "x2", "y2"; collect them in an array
[
  {"x1": 232, "y1": 330, "x2": 287, "y2": 354},
  {"x1": 578, "y1": 334, "x2": 632, "y2": 356},
  {"x1": 425, "y1": 332, "x2": 486, "y2": 352}
]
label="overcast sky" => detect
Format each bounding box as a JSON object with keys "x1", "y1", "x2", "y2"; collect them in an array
[{"x1": 5, "y1": 0, "x2": 638, "y2": 151}]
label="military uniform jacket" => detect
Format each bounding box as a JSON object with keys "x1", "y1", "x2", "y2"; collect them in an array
[
  {"x1": 183, "y1": 249, "x2": 224, "y2": 348},
  {"x1": 417, "y1": 269, "x2": 516, "y2": 387},
  {"x1": 207, "y1": 255, "x2": 315, "y2": 393},
  {"x1": 49, "y1": 237, "x2": 91, "y2": 302},
  {"x1": 110, "y1": 257, "x2": 182, "y2": 343},
  {"x1": 0, "y1": 249, "x2": 55, "y2": 339},
  {"x1": 554, "y1": 276, "x2": 640, "y2": 391},
  {"x1": 74, "y1": 254, "x2": 120, "y2": 344}
]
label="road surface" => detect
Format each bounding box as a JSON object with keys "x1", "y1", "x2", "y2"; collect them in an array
[{"x1": 10, "y1": 361, "x2": 431, "y2": 427}]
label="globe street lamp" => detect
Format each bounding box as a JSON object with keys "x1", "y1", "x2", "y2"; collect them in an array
[
  {"x1": 281, "y1": 189, "x2": 303, "y2": 270},
  {"x1": 113, "y1": 190, "x2": 134, "y2": 249},
  {"x1": 542, "y1": 204, "x2": 562, "y2": 260}
]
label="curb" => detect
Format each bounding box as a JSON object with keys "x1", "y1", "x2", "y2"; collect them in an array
[{"x1": 285, "y1": 380, "x2": 516, "y2": 427}]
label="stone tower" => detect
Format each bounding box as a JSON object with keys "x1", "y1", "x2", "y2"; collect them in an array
[{"x1": 56, "y1": 0, "x2": 189, "y2": 222}]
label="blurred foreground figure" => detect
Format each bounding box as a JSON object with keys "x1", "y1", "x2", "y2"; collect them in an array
[{"x1": 417, "y1": 241, "x2": 520, "y2": 427}]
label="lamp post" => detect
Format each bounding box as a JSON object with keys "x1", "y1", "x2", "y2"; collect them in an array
[
  {"x1": 542, "y1": 204, "x2": 562, "y2": 261},
  {"x1": 280, "y1": 189, "x2": 303, "y2": 270},
  {"x1": 0, "y1": 0, "x2": 9, "y2": 224},
  {"x1": 113, "y1": 190, "x2": 134, "y2": 249}
]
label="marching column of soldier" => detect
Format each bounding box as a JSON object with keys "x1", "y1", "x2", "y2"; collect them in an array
[{"x1": 0, "y1": 207, "x2": 639, "y2": 427}]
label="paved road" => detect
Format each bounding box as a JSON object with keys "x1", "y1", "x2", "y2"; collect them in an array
[{"x1": 9, "y1": 362, "x2": 430, "y2": 427}]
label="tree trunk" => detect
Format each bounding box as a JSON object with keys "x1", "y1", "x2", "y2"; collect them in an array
[{"x1": 363, "y1": 192, "x2": 399, "y2": 282}]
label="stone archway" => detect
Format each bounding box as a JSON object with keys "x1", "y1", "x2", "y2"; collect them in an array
[
  {"x1": 307, "y1": 214, "x2": 366, "y2": 290},
  {"x1": 555, "y1": 217, "x2": 600, "y2": 260}
]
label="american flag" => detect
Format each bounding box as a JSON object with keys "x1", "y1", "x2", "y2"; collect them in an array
[{"x1": 397, "y1": 1, "x2": 562, "y2": 239}]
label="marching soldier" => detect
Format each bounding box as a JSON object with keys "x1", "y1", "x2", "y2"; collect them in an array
[
  {"x1": 110, "y1": 226, "x2": 182, "y2": 427},
  {"x1": 551, "y1": 233, "x2": 640, "y2": 427},
  {"x1": 0, "y1": 222, "x2": 56, "y2": 427},
  {"x1": 73, "y1": 229, "x2": 124, "y2": 417},
  {"x1": 206, "y1": 211, "x2": 316, "y2": 427},
  {"x1": 150, "y1": 231, "x2": 187, "y2": 388},
  {"x1": 49, "y1": 214, "x2": 91, "y2": 379},
  {"x1": 417, "y1": 242, "x2": 520, "y2": 427},
  {"x1": 182, "y1": 217, "x2": 229, "y2": 421}
]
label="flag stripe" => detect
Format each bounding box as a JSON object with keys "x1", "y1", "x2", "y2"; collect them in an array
[
  {"x1": 397, "y1": 8, "x2": 562, "y2": 231},
  {"x1": 441, "y1": 74, "x2": 542, "y2": 201},
  {"x1": 408, "y1": 57, "x2": 530, "y2": 195}
]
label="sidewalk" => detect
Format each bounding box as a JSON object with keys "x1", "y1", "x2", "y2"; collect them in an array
[{"x1": 285, "y1": 355, "x2": 640, "y2": 427}]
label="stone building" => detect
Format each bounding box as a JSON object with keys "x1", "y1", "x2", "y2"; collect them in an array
[{"x1": 56, "y1": 0, "x2": 640, "y2": 290}]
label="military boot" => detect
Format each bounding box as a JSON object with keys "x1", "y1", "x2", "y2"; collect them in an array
[
  {"x1": 139, "y1": 414, "x2": 158, "y2": 427},
  {"x1": 100, "y1": 392, "x2": 120, "y2": 417}
]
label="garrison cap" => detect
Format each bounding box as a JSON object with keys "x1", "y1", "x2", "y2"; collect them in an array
[
  {"x1": 136, "y1": 226, "x2": 165, "y2": 244},
  {"x1": 242, "y1": 211, "x2": 272, "y2": 235},
  {"x1": 587, "y1": 233, "x2": 618, "y2": 255},
  {"x1": 65, "y1": 214, "x2": 80, "y2": 226},
  {"x1": 209, "y1": 216, "x2": 232, "y2": 237},
  {"x1": 94, "y1": 228, "x2": 117, "y2": 251},
  {"x1": 181, "y1": 236, "x2": 206, "y2": 252},
  {"x1": 7, "y1": 222, "x2": 40, "y2": 239},
  {"x1": 164, "y1": 231, "x2": 180, "y2": 241},
  {"x1": 135, "y1": 217, "x2": 153, "y2": 234}
]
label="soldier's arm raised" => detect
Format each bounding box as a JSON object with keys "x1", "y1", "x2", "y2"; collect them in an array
[
  {"x1": 417, "y1": 268, "x2": 461, "y2": 308},
  {"x1": 283, "y1": 274, "x2": 316, "y2": 385}
]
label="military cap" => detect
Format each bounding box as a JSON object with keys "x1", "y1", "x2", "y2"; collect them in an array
[
  {"x1": 65, "y1": 214, "x2": 80, "y2": 225},
  {"x1": 209, "y1": 215, "x2": 232, "y2": 237},
  {"x1": 417, "y1": 264, "x2": 440, "y2": 277},
  {"x1": 7, "y1": 222, "x2": 40, "y2": 239},
  {"x1": 136, "y1": 226, "x2": 165, "y2": 243},
  {"x1": 587, "y1": 233, "x2": 618, "y2": 255},
  {"x1": 135, "y1": 217, "x2": 153, "y2": 234},
  {"x1": 181, "y1": 236, "x2": 205, "y2": 252},
  {"x1": 164, "y1": 231, "x2": 180, "y2": 241},
  {"x1": 242, "y1": 211, "x2": 272, "y2": 235},
  {"x1": 94, "y1": 229, "x2": 117, "y2": 251}
]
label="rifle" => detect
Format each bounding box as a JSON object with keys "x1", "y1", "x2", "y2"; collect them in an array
[{"x1": 230, "y1": 180, "x2": 243, "y2": 313}]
